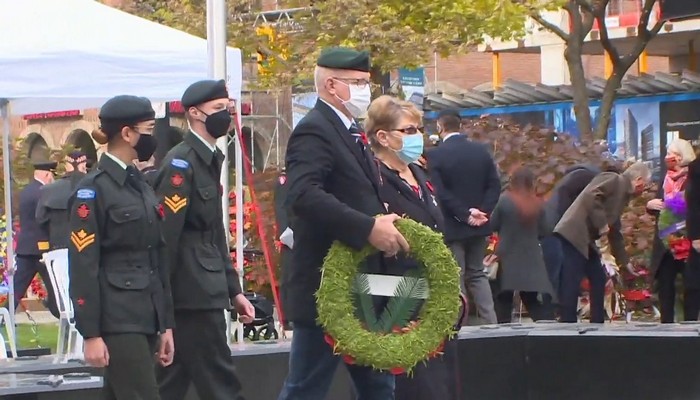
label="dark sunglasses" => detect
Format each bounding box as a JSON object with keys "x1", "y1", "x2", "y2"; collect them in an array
[{"x1": 392, "y1": 126, "x2": 424, "y2": 135}]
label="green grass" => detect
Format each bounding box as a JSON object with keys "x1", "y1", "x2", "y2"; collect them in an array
[{"x1": 14, "y1": 323, "x2": 59, "y2": 353}]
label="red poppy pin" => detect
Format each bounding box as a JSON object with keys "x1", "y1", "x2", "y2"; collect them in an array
[
  {"x1": 279, "y1": 175, "x2": 287, "y2": 185},
  {"x1": 157, "y1": 204, "x2": 165, "y2": 219},
  {"x1": 170, "y1": 173, "x2": 184, "y2": 188},
  {"x1": 77, "y1": 297, "x2": 85, "y2": 306},
  {"x1": 76, "y1": 203, "x2": 90, "y2": 220},
  {"x1": 425, "y1": 181, "x2": 435, "y2": 193},
  {"x1": 359, "y1": 132, "x2": 369, "y2": 145}
]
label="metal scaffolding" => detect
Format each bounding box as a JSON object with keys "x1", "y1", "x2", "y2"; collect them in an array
[{"x1": 240, "y1": 91, "x2": 292, "y2": 171}]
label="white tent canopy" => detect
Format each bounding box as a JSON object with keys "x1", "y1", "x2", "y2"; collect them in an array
[{"x1": 0, "y1": 0, "x2": 243, "y2": 113}]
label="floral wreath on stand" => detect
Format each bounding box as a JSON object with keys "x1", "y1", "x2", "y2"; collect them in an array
[
  {"x1": 316, "y1": 217, "x2": 462, "y2": 374},
  {"x1": 658, "y1": 192, "x2": 691, "y2": 261}
]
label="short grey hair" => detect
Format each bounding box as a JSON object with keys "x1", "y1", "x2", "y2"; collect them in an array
[
  {"x1": 314, "y1": 66, "x2": 332, "y2": 93},
  {"x1": 622, "y1": 161, "x2": 652, "y2": 182},
  {"x1": 667, "y1": 138, "x2": 696, "y2": 166}
]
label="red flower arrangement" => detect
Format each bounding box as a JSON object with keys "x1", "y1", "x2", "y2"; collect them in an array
[{"x1": 669, "y1": 236, "x2": 691, "y2": 261}]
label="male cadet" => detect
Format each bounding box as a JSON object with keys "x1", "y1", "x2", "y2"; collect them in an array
[
  {"x1": 36, "y1": 151, "x2": 88, "y2": 250},
  {"x1": 154, "y1": 79, "x2": 254, "y2": 400},
  {"x1": 14, "y1": 161, "x2": 60, "y2": 318}
]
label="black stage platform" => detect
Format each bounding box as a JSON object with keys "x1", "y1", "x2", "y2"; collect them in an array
[{"x1": 2, "y1": 323, "x2": 700, "y2": 400}]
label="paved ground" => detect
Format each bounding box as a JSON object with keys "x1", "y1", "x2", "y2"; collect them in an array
[{"x1": 13, "y1": 311, "x2": 58, "y2": 325}]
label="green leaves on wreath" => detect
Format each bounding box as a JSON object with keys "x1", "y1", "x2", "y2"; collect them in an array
[
  {"x1": 377, "y1": 273, "x2": 427, "y2": 333},
  {"x1": 353, "y1": 274, "x2": 381, "y2": 332}
]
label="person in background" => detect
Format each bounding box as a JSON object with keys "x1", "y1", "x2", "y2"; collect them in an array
[
  {"x1": 68, "y1": 95, "x2": 174, "y2": 399},
  {"x1": 427, "y1": 109, "x2": 500, "y2": 324},
  {"x1": 155, "y1": 79, "x2": 253, "y2": 400},
  {"x1": 650, "y1": 139, "x2": 698, "y2": 322},
  {"x1": 555, "y1": 161, "x2": 651, "y2": 323},
  {"x1": 541, "y1": 164, "x2": 601, "y2": 309},
  {"x1": 14, "y1": 161, "x2": 59, "y2": 319},
  {"x1": 491, "y1": 167, "x2": 554, "y2": 323},
  {"x1": 275, "y1": 167, "x2": 294, "y2": 331},
  {"x1": 133, "y1": 155, "x2": 157, "y2": 187},
  {"x1": 36, "y1": 150, "x2": 88, "y2": 251},
  {"x1": 278, "y1": 47, "x2": 405, "y2": 400},
  {"x1": 365, "y1": 95, "x2": 460, "y2": 400}
]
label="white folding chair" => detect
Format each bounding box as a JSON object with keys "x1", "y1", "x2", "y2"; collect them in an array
[
  {"x1": 42, "y1": 249, "x2": 83, "y2": 363},
  {"x1": 0, "y1": 282, "x2": 17, "y2": 359}
]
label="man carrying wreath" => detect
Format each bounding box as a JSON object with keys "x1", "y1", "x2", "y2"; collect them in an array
[{"x1": 278, "y1": 47, "x2": 408, "y2": 400}]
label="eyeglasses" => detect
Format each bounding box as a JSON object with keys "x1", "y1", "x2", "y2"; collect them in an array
[
  {"x1": 333, "y1": 77, "x2": 371, "y2": 89},
  {"x1": 392, "y1": 126, "x2": 424, "y2": 135},
  {"x1": 131, "y1": 125, "x2": 155, "y2": 135}
]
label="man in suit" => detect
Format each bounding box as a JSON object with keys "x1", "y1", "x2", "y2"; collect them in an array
[
  {"x1": 278, "y1": 47, "x2": 408, "y2": 400},
  {"x1": 14, "y1": 161, "x2": 59, "y2": 318},
  {"x1": 426, "y1": 110, "x2": 500, "y2": 324},
  {"x1": 554, "y1": 161, "x2": 651, "y2": 323}
]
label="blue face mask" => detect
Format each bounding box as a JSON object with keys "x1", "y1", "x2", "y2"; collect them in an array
[{"x1": 394, "y1": 133, "x2": 424, "y2": 164}]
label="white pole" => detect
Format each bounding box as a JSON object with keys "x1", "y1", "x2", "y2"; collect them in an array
[
  {"x1": 206, "y1": 0, "x2": 244, "y2": 345},
  {"x1": 1, "y1": 100, "x2": 16, "y2": 348}
]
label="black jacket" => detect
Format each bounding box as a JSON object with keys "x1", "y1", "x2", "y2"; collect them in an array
[
  {"x1": 283, "y1": 99, "x2": 386, "y2": 323},
  {"x1": 17, "y1": 180, "x2": 49, "y2": 256},
  {"x1": 36, "y1": 172, "x2": 85, "y2": 250},
  {"x1": 378, "y1": 161, "x2": 444, "y2": 275},
  {"x1": 68, "y1": 155, "x2": 173, "y2": 338},
  {"x1": 154, "y1": 132, "x2": 242, "y2": 311},
  {"x1": 425, "y1": 134, "x2": 501, "y2": 242},
  {"x1": 543, "y1": 164, "x2": 601, "y2": 233}
]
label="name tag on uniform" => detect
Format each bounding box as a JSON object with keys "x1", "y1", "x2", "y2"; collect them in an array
[
  {"x1": 76, "y1": 189, "x2": 95, "y2": 199},
  {"x1": 171, "y1": 159, "x2": 189, "y2": 169}
]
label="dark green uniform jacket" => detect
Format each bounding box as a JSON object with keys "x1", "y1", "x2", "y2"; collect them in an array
[
  {"x1": 36, "y1": 172, "x2": 84, "y2": 250},
  {"x1": 68, "y1": 155, "x2": 174, "y2": 339},
  {"x1": 154, "y1": 131, "x2": 242, "y2": 311}
]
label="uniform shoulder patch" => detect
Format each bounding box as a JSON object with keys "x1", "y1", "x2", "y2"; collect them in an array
[
  {"x1": 171, "y1": 158, "x2": 189, "y2": 169},
  {"x1": 76, "y1": 189, "x2": 96, "y2": 200}
]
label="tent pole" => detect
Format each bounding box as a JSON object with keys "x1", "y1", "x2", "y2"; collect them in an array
[
  {"x1": 1, "y1": 100, "x2": 17, "y2": 350},
  {"x1": 206, "y1": 0, "x2": 245, "y2": 345}
]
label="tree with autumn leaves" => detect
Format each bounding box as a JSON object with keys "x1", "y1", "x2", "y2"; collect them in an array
[{"x1": 123, "y1": 0, "x2": 537, "y2": 88}]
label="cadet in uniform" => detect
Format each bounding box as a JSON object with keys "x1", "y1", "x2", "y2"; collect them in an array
[
  {"x1": 154, "y1": 79, "x2": 254, "y2": 400},
  {"x1": 68, "y1": 95, "x2": 175, "y2": 400},
  {"x1": 15, "y1": 161, "x2": 59, "y2": 318},
  {"x1": 36, "y1": 151, "x2": 88, "y2": 250}
]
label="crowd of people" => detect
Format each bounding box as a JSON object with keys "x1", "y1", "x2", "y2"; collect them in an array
[{"x1": 9, "y1": 44, "x2": 696, "y2": 400}]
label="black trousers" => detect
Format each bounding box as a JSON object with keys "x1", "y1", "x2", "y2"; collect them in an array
[
  {"x1": 656, "y1": 252, "x2": 700, "y2": 323},
  {"x1": 559, "y1": 238, "x2": 606, "y2": 323},
  {"x1": 157, "y1": 310, "x2": 244, "y2": 400},
  {"x1": 102, "y1": 333, "x2": 159, "y2": 400},
  {"x1": 13, "y1": 255, "x2": 59, "y2": 318},
  {"x1": 495, "y1": 291, "x2": 555, "y2": 323}
]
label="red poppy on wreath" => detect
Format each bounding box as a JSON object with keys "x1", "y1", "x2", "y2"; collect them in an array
[
  {"x1": 425, "y1": 181, "x2": 435, "y2": 193},
  {"x1": 157, "y1": 204, "x2": 165, "y2": 219},
  {"x1": 670, "y1": 237, "x2": 691, "y2": 261},
  {"x1": 76, "y1": 203, "x2": 90, "y2": 220},
  {"x1": 170, "y1": 173, "x2": 184, "y2": 188},
  {"x1": 342, "y1": 354, "x2": 356, "y2": 365}
]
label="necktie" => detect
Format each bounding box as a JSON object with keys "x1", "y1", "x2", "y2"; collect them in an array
[
  {"x1": 125, "y1": 166, "x2": 142, "y2": 193},
  {"x1": 349, "y1": 122, "x2": 368, "y2": 150}
]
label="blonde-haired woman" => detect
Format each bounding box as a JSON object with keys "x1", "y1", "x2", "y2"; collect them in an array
[
  {"x1": 647, "y1": 138, "x2": 697, "y2": 322},
  {"x1": 365, "y1": 95, "x2": 460, "y2": 400}
]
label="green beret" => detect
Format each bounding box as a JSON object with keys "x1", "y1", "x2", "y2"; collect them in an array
[
  {"x1": 317, "y1": 47, "x2": 370, "y2": 72},
  {"x1": 99, "y1": 95, "x2": 155, "y2": 125},
  {"x1": 33, "y1": 161, "x2": 57, "y2": 172},
  {"x1": 181, "y1": 79, "x2": 229, "y2": 108}
]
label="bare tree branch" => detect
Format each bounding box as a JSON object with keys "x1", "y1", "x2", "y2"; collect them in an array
[
  {"x1": 564, "y1": 0, "x2": 583, "y2": 43},
  {"x1": 530, "y1": 12, "x2": 570, "y2": 41},
  {"x1": 574, "y1": 0, "x2": 594, "y2": 13},
  {"x1": 638, "y1": 0, "x2": 660, "y2": 35},
  {"x1": 596, "y1": 15, "x2": 621, "y2": 68}
]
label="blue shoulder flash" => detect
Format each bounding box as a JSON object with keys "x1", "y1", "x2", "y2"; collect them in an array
[
  {"x1": 76, "y1": 188, "x2": 96, "y2": 200},
  {"x1": 171, "y1": 158, "x2": 189, "y2": 169}
]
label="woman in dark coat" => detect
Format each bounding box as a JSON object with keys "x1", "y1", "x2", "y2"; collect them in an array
[
  {"x1": 648, "y1": 139, "x2": 698, "y2": 322},
  {"x1": 365, "y1": 95, "x2": 461, "y2": 400},
  {"x1": 491, "y1": 167, "x2": 554, "y2": 322}
]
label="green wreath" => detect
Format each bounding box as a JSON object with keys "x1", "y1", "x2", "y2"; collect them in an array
[{"x1": 316, "y1": 217, "x2": 461, "y2": 373}]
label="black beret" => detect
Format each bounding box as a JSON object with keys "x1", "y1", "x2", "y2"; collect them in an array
[
  {"x1": 317, "y1": 47, "x2": 370, "y2": 72},
  {"x1": 181, "y1": 79, "x2": 229, "y2": 108},
  {"x1": 99, "y1": 95, "x2": 155, "y2": 125},
  {"x1": 437, "y1": 109, "x2": 461, "y2": 119},
  {"x1": 33, "y1": 161, "x2": 57, "y2": 172}
]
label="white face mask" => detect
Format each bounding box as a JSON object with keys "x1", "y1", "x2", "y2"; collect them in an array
[{"x1": 334, "y1": 80, "x2": 371, "y2": 118}]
